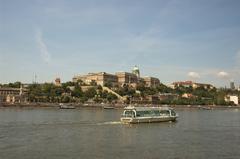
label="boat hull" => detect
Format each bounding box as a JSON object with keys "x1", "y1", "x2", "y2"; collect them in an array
[
  {"x1": 59, "y1": 106, "x2": 75, "y2": 109},
  {"x1": 103, "y1": 106, "x2": 114, "y2": 109},
  {"x1": 121, "y1": 116, "x2": 177, "y2": 124}
]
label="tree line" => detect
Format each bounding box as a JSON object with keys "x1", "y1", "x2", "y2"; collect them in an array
[{"x1": 1, "y1": 81, "x2": 239, "y2": 105}]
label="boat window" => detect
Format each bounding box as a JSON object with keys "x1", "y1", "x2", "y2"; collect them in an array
[
  {"x1": 160, "y1": 110, "x2": 170, "y2": 116},
  {"x1": 136, "y1": 110, "x2": 160, "y2": 117},
  {"x1": 153, "y1": 110, "x2": 160, "y2": 116},
  {"x1": 136, "y1": 111, "x2": 149, "y2": 117},
  {"x1": 170, "y1": 110, "x2": 176, "y2": 116},
  {"x1": 136, "y1": 111, "x2": 144, "y2": 117},
  {"x1": 124, "y1": 110, "x2": 135, "y2": 117}
]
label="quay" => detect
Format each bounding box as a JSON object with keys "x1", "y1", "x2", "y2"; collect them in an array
[{"x1": 1, "y1": 102, "x2": 240, "y2": 110}]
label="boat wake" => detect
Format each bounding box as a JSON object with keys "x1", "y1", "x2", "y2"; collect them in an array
[
  {"x1": 96, "y1": 121, "x2": 122, "y2": 125},
  {"x1": 26, "y1": 121, "x2": 124, "y2": 127}
]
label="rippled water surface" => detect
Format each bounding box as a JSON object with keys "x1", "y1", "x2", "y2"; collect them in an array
[{"x1": 0, "y1": 107, "x2": 240, "y2": 159}]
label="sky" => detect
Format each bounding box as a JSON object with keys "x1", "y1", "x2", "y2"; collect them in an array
[{"x1": 0, "y1": 0, "x2": 240, "y2": 87}]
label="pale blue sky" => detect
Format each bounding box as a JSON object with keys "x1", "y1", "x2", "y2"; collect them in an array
[{"x1": 0, "y1": 0, "x2": 240, "y2": 87}]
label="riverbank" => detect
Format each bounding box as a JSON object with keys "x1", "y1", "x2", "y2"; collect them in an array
[{"x1": 0, "y1": 102, "x2": 239, "y2": 110}]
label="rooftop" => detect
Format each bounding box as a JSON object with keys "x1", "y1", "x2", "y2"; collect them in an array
[{"x1": 124, "y1": 106, "x2": 172, "y2": 111}]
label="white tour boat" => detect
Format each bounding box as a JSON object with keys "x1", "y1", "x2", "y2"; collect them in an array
[{"x1": 121, "y1": 106, "x2": 178, "y2": 124}]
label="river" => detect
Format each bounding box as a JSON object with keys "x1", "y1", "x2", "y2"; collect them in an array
[{"x1": 0, "y1": 107, "x2": 239, "y2": 159}]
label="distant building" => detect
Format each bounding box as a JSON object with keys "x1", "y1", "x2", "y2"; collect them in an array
[
  {"x1": 143, "y1": 77, "x2": 160, "y2": 87},
  {"x1": 170, "y1": 81, "x2": 214, "y2": 89},
  {"x1": 0, "y1": 87, "x2": 28, "y2": 104},
  {"x1": 230, "y1": 81, "x2": 235, "y2": 90},
  {"x1": 115, "y1": 72, "x2": 138, "y2": 87},
  {"x1": 73, "y1": 72, "x2": 118, "y2": 87},
  {"x1": 225, "y1": 95, "x2": 239, "y2": 105},
  {"x1": 158, "y1": 93, "x2": 178, "y2": 101},
  {"x1": 131, "y1": 95, "x2": 159, "y2": 104},
  {"x1": 192, "y1": 83, "x2": 214, "y2": 89},
  {"x1": 67, "y1": 86, "x2": 75, "y2": 91},
  {"x1": 131, "y1": 93, "x2": 179, "y2": 104},
  {"x1": 132, "y1": 65, "x2": 140, "y2": 78},
  {"x1": 55, "y1": 78, "x2": 61, "y2": 86},
  {"x1": 73, "y1": 66, "x2": 160, "y2": 88},
  {"x1": 170, "y1": 81, "x2": 193, "y2": 89},
  {"x1": 80, "y1": 86, "x2": 96, "y2": 92},
  {"x1": 182, "y1": 93, "x2": 195, "y2": 98}
]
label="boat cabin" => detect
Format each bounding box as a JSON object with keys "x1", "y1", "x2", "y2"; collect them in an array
[{"x1": 122, "y1": 106, "x2": 176, "y2": 118}]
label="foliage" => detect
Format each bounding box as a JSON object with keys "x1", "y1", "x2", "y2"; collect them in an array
[
  {"x1": 106, "y1": 93, "x2": 118, "y2": 102},
  {"x1": 116, "y1": 85, "x2": 135, "y2": 96},
  {"x1": 156, "y1": 84, "x2": 174, "y2": 93},
  {"x1": 71, "y1": 86, "x2": 83, "y2": 97},
  {"x1": 4, "y1": 82, "x2": 22, "y2": 88},
  {"x1": 84, "y1": 87, "x2": 97, "y2": 99},
  {"x1": 2, "y1": 81, "x2": 239, "y2": 105},
  {"x1": 104, "y1": 82, "x2": 113, "y2": 88}
]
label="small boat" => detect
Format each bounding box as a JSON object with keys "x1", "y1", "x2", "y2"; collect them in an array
[
  {"x1": 201, "y1": 107, "x2": 212, "y2": 110},
  {"x1": 103, "y1": 106, "x2": 114, "y2": 109},
  {"x1": 198, "y1": 106, "x2": 212, "y2": 110},
  {"x1": 59, "y1": 104, "x2": 75, "y2": 109},
  {"x1": 121, "y1": 106, "x2": 178, "y2": 124}
]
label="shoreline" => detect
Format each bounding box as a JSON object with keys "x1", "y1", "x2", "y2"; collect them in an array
[{"x1": 0, "y1": 102, "x2": 239, "y2": 110}]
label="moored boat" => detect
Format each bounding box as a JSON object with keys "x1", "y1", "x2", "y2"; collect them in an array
[
  {"x1": 59, "y1": 103, "x2": 75, "y2": 109},
  {"x1": 103, "y1": 106, "x2": 114, "y2": 109},
  {"x1": 120, "y1": 106, "x2": 178, "y2": 124},
  {"x1": 198, "y1": 105, "x2": 213, "y2": 110}
]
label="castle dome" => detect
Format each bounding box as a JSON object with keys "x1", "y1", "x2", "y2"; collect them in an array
[
  {"x1": 132, "y1": 65, "x2": 140, "y2": 77},
  {"x1": 133, "y1": 65, "x2": 139, "y2": 71}
]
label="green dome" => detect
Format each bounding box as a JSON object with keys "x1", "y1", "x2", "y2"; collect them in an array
[
  {"x1": 132, "y1": 65, "x2": 140, "y2": 77},
  {"x1": 133, "y1": 66, "x2": 139, "y2": 71}
]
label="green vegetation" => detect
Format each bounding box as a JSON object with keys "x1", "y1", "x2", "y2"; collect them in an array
[
  {"x1": 0, "y1": 81, "x2": 22, "y2": 88},
  {"x1": 1, "y1": 81, "x2": 239, "y2": 106},
  {"x1": 26, "y1": 82, "x2": 117, "y2": 104}
]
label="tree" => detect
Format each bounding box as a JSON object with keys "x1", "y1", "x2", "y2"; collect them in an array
[
  {"x1": 100, "y1": 90, "x2": 108, "y2": 98},
  {"x1": 156, "y1": 84, "x2": 173, "y2": 93},
  {"x1": 77, "y1": 79, "x2": 85, "y2": 86},
  {"x1": 214, "y1": 92, "x2": 227, "y2": 105},
  {"x1": 106, "y1": 93, "x2": 118, "y2": 103},
  {"x1": 104, "y1": 82, "x2": 113, "y2": 88},
  {"x1": 84, "y1": 87, "x2": 97, "y2": 99},
  {"x1": 136, "y1": 82, "x2": 145, "y2": 92},
  {"x1": 54, "y1": 87, "x2": 64, "y2": 96},
  {"x1": 62, "y1": 81, "x2": 75, "y2": 90},
  {"x1": 28, "y1": 84, "x2": 42, "y2": 102},
  {"x1": 97, "y1": 85, "x2": 103, "y2": 90},
  {"x1": 42, "y1": 83, "x2": 54, "y2": 96},
  {"x1": 72, "y1": 86, "x2": 83, "y2": 97},
  {"x1": 8, "y1": 81, "x2": 22, "y2": 88},
  {"x1": 61, "y1": 96, "x2": 71, "y2": 103}
]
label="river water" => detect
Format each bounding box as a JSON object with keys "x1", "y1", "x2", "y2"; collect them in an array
[{"x1": 0, "y1": 107, "x2": 239, "y2": 159}]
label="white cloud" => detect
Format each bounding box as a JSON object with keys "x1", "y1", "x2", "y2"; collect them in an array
[
  {"x1": 217, "y1": 71, "x2": 229, "y2": 79},
  {"x1": 35, "y1": 30, "x2": 51, "y2": 63},
  {"x1": 188, "y1": 71, "x2": 200, "y2": 79}
]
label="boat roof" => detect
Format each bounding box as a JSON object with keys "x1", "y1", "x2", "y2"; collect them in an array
[{"x1": 124, "y1": 106, "x2": 173, "y2": 111}]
